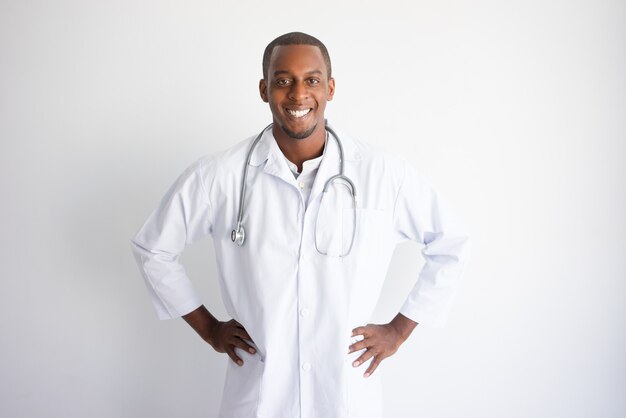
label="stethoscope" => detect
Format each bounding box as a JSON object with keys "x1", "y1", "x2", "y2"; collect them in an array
[{"x1": 231, "y1": 121, "x2": 357, "y2": 256}]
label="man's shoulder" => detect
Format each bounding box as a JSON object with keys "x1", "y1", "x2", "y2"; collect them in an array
[
  {"x1": 337, "y1": 128, "x2": 409, "y2": 174},
  {"x1": 186, "y1": 133, "x2": 258, "y2": 177}
]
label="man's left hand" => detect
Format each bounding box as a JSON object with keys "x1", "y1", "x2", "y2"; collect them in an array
[{"x1": 348, "y1": 313, "x2": 417, "y2": 378}]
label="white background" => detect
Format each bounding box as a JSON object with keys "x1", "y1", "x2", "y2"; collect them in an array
[{"x1": 1, "y1": 1, "x2": 625, "y2": 417}]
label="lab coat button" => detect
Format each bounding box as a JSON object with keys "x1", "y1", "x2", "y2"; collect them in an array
[
  {"x1": 302, "y1": 362, "x2": 311, "y2": 371},
  {"x1": 300, "y1": 308, "x2": 309, "y2": 317},
  {"x1": 299, "y1": 182, "x2": 305, "y2": 189}
]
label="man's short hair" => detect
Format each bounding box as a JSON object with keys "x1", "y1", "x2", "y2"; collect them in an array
[{"x1": 262, "y1": 32, "x2": 332, "y2": 80}]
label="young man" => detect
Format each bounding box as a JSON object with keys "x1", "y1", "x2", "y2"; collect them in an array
[{"x1": 131, "y1": 32, "x2": 468, "y2": 418}]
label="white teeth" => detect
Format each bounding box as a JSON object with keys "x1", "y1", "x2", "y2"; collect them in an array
[{"x1": 286, "y1": 108, "x2": 311, "y2": 118}]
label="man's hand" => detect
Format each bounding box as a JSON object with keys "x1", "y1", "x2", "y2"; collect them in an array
[
  {"x1": 348, "y1": 313, "x2": 417, "y2": 378},
  {"x1": 208, "y1": 319, "x2": 256, "y2": 366},
  {"x1": 182, "y1": 305, "x2": 256, "y2": 366}
]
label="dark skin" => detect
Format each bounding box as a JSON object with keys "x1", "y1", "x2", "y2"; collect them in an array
[
  {"x1": 349, "y1": 313, "x2": 417, "y2": 377},
  {"x1": 183, "y1": 305, "x2": 255, "y2": 366},
  {"x1": 183, "y1": 44, "x2": 418, "y2": 377},
  {"x1": 259, "y1": 45, "x2": 334, "y2": 172}
]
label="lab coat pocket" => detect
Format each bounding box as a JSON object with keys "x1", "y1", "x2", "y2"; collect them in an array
[
  {"x1": 219, "y1": 349, "x2": 265, "y2": 418},
  {"x1": 344, "y1": 208, "x2": 392, "y2": 299},
  {"x1": 315, "y1": 193, "x2": 357, "y2": 257},
  {"x1": 353, "y1": 206, "x2": 387, "y2": 234},
  {"x1": 348, "y1": 208, "x2": 390, "y2": 257},
  {"x1": 314, "y1": 205, "x2": 388, "y2": 258}
]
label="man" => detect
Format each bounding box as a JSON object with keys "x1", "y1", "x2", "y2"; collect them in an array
[{"x1": 131, "y1": 32, "x2": 468, "y2": 418}]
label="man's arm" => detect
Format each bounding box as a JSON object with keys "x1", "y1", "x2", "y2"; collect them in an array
[
  {"x1": 348, "y1": 313, "x2": 417, "y2": 378},
  {"x1": 131, "y1": 158, "x2": 213, "y2": 320},
  {"x1": 132, "y1": 158, "x2": 258, "y2": 365},
  {"x1": 349, "y1": 163, "x2": 469, "y2": 378},
  {"x1": 182, "y1": 305, "x2": 256, "y2": 366}
]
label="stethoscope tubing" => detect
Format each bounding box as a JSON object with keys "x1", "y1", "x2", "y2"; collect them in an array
[
  {"x1": 233, "y1": 123, "x2": 272, "y2": 241},
  {"x1": 232, "y1": 121, "x2": 356, "y2": 250}
]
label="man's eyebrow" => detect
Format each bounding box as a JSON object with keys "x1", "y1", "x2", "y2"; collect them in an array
[{"x1": 272, "y1": 70, "x2": 323, "y2": 77}]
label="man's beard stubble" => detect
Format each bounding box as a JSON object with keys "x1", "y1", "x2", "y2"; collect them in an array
[{"x1": 280, "y1": 122, "x2": 318, "y2": 140}]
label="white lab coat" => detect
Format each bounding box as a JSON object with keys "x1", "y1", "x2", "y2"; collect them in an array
[{"x1": 131, "y1": 125, "x2": 468, "y2": 418}]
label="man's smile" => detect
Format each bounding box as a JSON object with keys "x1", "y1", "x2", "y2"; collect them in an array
[{"x1": 285, "y1": 108, "x2": 312, "y2": 118}]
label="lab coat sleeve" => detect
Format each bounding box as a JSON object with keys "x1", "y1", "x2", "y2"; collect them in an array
[
  {"x1": 393, "y1": 163, "x2": 469, "y2": 327},
  {"x1": 130, "y1": 157, "x2": 215, "y2": 320}
]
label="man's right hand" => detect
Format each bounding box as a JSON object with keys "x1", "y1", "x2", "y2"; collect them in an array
[{"x1": 182, "y1": 305, "x2": 256, "y2": 366}]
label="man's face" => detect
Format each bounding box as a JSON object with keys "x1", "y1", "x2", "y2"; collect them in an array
[{"x1": 260, "y1": 44, "x2": 335, "y2": 140}]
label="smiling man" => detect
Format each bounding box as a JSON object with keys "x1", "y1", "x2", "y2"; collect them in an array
[
  {"x1": 261, "y1": 42, "x2": 333, "y2": 153},
  {"x1": 131, "y1": 32, "x2": 468, "y2": 417}
]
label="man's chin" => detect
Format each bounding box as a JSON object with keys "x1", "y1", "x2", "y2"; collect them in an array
[{"x1": 280, "y1": 123, "x2": 318, "y2": 140}]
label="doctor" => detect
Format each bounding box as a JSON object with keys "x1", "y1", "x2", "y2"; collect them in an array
[{"x1": 131, "y1": 32, "x2": 468, "y2": 417}]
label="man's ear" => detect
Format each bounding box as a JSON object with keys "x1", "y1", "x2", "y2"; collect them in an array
[
  {"x1": 327, "y1": 77, "x2": 335, "y2": 101},
  {"x1": 259, "y1": 79, "x2": 269, "y2": 103}
]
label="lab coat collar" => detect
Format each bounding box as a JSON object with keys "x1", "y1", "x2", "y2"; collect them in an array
[
  {"x1": 248, "y1": 127, "x2": 274, "y2": 167},
  {"x1": 323, "y1": 122, "x2": 361, "y2": 163}
]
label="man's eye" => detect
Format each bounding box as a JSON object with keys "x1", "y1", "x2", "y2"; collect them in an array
[
  {"x1": 308, "y1": 79, "x2": 320, "y2": 85},
  {"x1": 276, "y1": 79, "x2": 291, "y2": 86}
]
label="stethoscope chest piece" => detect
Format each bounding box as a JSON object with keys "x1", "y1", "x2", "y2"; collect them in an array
[{"x1": 231, "y1": 225, "x2": 245, "y2": 246}]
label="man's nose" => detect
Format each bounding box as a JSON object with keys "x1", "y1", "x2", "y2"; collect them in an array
[{"x1": 288, "y1": 81, "x2": 308, "y2": 101}]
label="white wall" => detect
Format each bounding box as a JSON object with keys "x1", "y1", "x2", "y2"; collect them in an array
[{"x1": 1, "y1": 1, "x2": 624, "y2": 417}]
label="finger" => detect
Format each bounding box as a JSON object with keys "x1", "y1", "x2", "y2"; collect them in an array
[
  {"x1": 232, "y1": 326, "x2": 253, "y2": 342},
  {"x1": 240, "y1": 328, "x2": 253, "y2": 341},
  {"x1": 352, "y1": 348, "x2": 375, "y2": 368},
  {"x1": 226, "y1": 346, "x2": 243, "y2": 366},
  {"x1": 229, "y1": 321, "x2": 254, "y2": 343},
  {"x1": 364, "y1": 356, "x2": 383, "y2": 378},
  {"x1": 233, "y1": 320, "x2": 251, "y2": 336},
  {"x1": 231, "y1": 336, "x2": 257, "y2": 354},
  {"x1": 348, "y1": 339, "x2": 370, "y2": 353},
  {"x1": 351, "y1": 326, "x2": 367, "y2": 337}
]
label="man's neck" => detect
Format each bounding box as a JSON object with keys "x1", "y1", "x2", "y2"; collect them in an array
[{"x1": 273, "y1": 125, "x2": 326, "y2": 173}]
